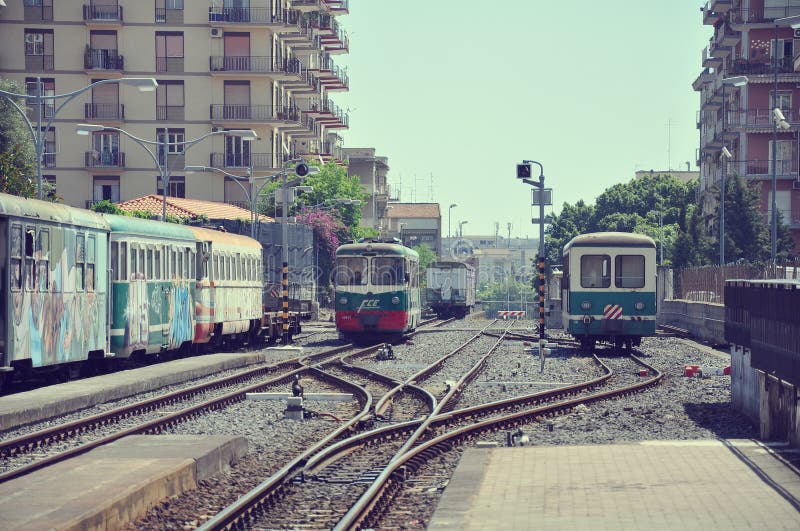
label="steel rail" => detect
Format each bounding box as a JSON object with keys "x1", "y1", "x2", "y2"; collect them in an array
[
  {"x1": 0, "y1": 343, "x2": 367, "y2": 484},
  {"x1": 337, "y1": 354, "x2": 663, "y2": 529}
]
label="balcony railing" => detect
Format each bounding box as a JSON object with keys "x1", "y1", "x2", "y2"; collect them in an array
[
  {"x1": 210, "y1": 104, "x2": 299, "y2": 121},
  {"x1": 84, "y1": 103, "x2": 124, "y2": 120},
  {"x1": 156, "y1": 56, "x2": 184, "y2": 73},
  {"x1": 85, "y1": 150, "x2": 125, "y2": 168},
  {"x1": 84, "y1": 49, "x2": 124, "y2": 70},
  {"x1": 208, "y1": 7, "x2": 301, "y2": 25},
  {"x1": 730, "y1": 7, "x2": 800, "y2": 24},
  {"x1": 155, "y1": 7, "x2": 183, "y2": 24},
  {"x1": 83, "y1": 4, "x2": 123, "y2": 22},
  {"x1": 211, "y1": 152, "x2": 275, "y2": 170},
  {"x1": 210, "y1": 56, "x2": 276, "y2": 73},
  {"x1": 728, "y1": 159, "x2": 799, "y2": 176},
  {"x1": 27, "y1": 103, "x2": 55, "y2": 120},
  {"x1": 727, "y1": 108, "x2": 799, "y2": 128},
  {"x1": 25, "y1": 54, "x2": 55, "y2": 72},
  {"x1": 43, "y1": 152, "x2": 56, "y2": 168},
  {"x1": 156, "y1": 105, "x2": 185, "y2": 121},
  {"x1": 730, "y1": 57, "x2": 794, "y2": 76}
]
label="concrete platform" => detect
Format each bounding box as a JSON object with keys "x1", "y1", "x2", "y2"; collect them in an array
[
  {"x1": 0, "y1": 351, "x2": 272, "y2": 430},
  {"x1": 0, "y1": 434, "x2": 247, "y2": 531},
  {"x1": 428, "y1": 439, "x2": 800, "y2": 530}
]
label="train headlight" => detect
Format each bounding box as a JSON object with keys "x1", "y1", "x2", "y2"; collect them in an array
[
  {"x1": 634, "y1": 301, "x2": 645, "y2": 311},
  {"x1": 339, "y1": 297, "x2": 348, "y2": 305},
  {"x1": 391, "y1": 296, "x2": 400, "y2": 305},
  {"x1": 580, "y1": 301, "x2": 592, "y2": 311}
]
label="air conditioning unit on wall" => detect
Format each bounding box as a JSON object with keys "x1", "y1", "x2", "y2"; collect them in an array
[
  {"x1": 794, "y1": 28, "x2": 800, "y2": 39},
  {"x1": 211, "y1": 28, "x2": 222, "y2": 38},
  {"x1": 793, "y1": 180, "x2": 800, "y2": 190}
]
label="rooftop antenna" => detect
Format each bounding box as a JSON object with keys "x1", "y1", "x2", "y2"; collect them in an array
[
  {"x1": 507, "y1": 222, "x2": 512, "y2": 247},
  {"x1": 429, "y1": 172, "x2": 434, "y2": 201}
]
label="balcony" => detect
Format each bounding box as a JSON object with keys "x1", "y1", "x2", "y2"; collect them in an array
[
  {"x1": 727, "y1": 108, "x2": 800, "y2": 129},
  {"x1": 83, "y1": 4, "x2": 123, "y2": 23},
  {"x1": 85, "y1": 150, "x2": 125, "y2": 168},
  {"x1": 312, "y1": 56, "x2": 349, "y2": 90},
  {"x1": 156, "y1": 56, "x2": 184, "y2": 73},
  {"x1": 155, "y1": 7, "x2": 183, "y2": 24},
  {"x1": 25, "y1": 54, "x2": 54, "y2": 72},
  {"x1": 708, "y1": 36, "x2": 731, "y2": 59},
  {"x1": 317, "y1": 27, "x2": 349, "y2": 54},
  {"x1": 730, "y1": 57, "x2": 795, "y2": 76},
  {"x1": 84, "y1": 103, "x2": 124, "y2": 121},
  {"x1": 730, "y1": 6, "x2": 800, "y2": 25},
  {"x1": 210, "y1": 104, "x2": 300, "y2": 124},
  {"x1": 84, "y1": 49, "x2": 124, "y2": 70},
  {"x1": 290, "y1": 0, "x2": 321, "y2": 12},
  {"x1": 728, "y1": 159, "x2": 799, "y2": 178},
  {"x1": 702, "y1": 46, "x2": 722, "y2": 69},
  {"x1": 43, "y1": 152, "x2": 56, "y2": 168},
  {"x1": 208, "y1": 6, "x2": 301, "y2": 29},
  {"x1": 323, "y1": 0, "x2": 349, "y2": 15},
  {"x1": 210, "y1": 152, "x2": 277, "y2": 170}
]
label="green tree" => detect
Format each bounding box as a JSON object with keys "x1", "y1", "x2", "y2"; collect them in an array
[
  {"x1": 715, "y1": 176, "x2": 770, "y2": 263},
  {"x1": 544, "y1": 199, "x2": 594, "y2": 266},
  {"x1": 0, "y1": 144, "x2": 35, "y2": 197},
  {"x1": 0, "y1": 79, "x2": 37, "y2": 197},
  {"x1": 478, "y1": 277, "x2": 531, "y2": 303},
  {"x1": 776, "y1": 210, "x2": 796, "y2": 261}
]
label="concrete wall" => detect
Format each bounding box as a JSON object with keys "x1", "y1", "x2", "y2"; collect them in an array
[
  {"x1": 730, "y1": 345, "x2": 760, "y2": 424},
  {"x1": 759, "y1": 372, "x2": 800, "y2": 446},
  {"x1": 657, "y1": 299, "x2": 726, "y2": 345}
]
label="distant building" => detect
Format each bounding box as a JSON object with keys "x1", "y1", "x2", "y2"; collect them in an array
[
  {"x1": 634, "y1": 170, "x2": 700, "y2": 184},
  {"x1": 441, "y1": 234, "x2": 539, "y2": 285},
  {"x1": 386, "y1": 203, "x2": 441, "y2": 256},
  {"x1": 696, "y1": 2, "x2": 800, "y2": 250},
  {"x1": 343, "y1": 147, "x2": 391, "y2": 232}
]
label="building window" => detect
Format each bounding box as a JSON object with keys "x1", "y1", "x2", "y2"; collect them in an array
[
  {"x1": 156, "y1": 0, "x2": 184, "y2": 23},
  {"x1": 157, "y1": 175, "x2": 185, "y2": 198},
  {"x1": 770, "y1": 90, "x2": 792, "y2": 112},
  {"x1": 24, "y1": 0, "x2": 54, "y2": 22},
  {"x1": 155, "y1": 32, "x2": 184, "y2": 72},
  {"x1": 40, "y1": 127, "x2": 55, "y2": 167},
  {"x1": 24, "y1": 29, "x2": 54, "y2": 71},
  {"x1": 157, "y1": 128, "x2": 185, "y2": 165},
  {"x1": 93, "y1": 176, "x2": 120, "y2": 203},
  {"x1": 156, "y1": 80, "x2": 185, "y2": 121},
  {"x1": 25, "y1": 77, "x2": 55, "y2": 118}
]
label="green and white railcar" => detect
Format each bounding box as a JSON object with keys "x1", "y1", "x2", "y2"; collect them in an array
[
  {"x1": 105, "y1": 215, "x2": 198, "y2": 358},
  {"x1": 0, "y1": 192, "x2": 110, "y2": 386},
  {"x1": 561, "y1": 232, "x2": 657, "y2": 352}
]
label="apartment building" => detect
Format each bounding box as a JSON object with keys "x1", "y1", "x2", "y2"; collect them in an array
[
  {"x1": 696, "y1": 0, "x2": 800, "y2": 250},
  {"x1": 0, "y1": 0, "x2": 349, "y2": 210},
  {"x1": 343, "y1": 147, "x2": 391, "y2": 231}
]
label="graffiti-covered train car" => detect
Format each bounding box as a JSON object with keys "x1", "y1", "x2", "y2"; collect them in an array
[{"x1": 0, "y1": 193, "x2": 109, "y2": 385}]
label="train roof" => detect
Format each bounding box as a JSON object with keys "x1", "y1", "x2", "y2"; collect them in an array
[
  {"x1": 563, "y1": 232, "x2": 656, "y2": 253},
  {"x1": 336, "y1": 242, "x2": 419, "y2": 259},
  {"x1": 0, "y1": 192, "x2": 109, "y2": 230},
  {"x1": 104, "y1": 213, "x2": 196, "y2": 240},
  {"x1": 428, "y1": 261, "x2": 474, "y2": 270},
  {"x1": 187, "y1": 226, "x2": 262, "y2": 249}
]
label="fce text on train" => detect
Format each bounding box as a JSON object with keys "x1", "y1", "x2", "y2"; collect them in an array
[
  {"x1": 333, "y1": 239, "x2": 420, "y2": 344},
  {"x1": 0, "y1": 192, "x2": 302, "y2": 391},
  {"x1": 561, "y1": 232, "x2": 657, "y2": 352}
]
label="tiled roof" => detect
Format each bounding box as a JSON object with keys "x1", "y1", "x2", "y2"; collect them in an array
[
  {"x1": 386, "y1": 203, "x2": 441, "y2": 219},
  {"x1": 116, "y1": 195, "x2": 274, "y2": 222}
]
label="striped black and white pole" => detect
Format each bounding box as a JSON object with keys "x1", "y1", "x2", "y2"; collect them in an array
[
  {"x1": 538, "y1": 255, "x2": 545, "y2": 340},
  {"x1": 281, "y1": 261, "x2": 289, "y2": 344}
]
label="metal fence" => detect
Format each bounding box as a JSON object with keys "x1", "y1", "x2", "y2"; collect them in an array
[{"x1": 676, "y1": 261, "x2": 800, "y2": 304}]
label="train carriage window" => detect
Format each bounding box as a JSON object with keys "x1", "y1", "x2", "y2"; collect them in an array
[
  {"x1": 37, "y1": 229, "x2": 49, "y2": 292},
  {"x1": 120, "y1": 242, "x2": 128, "y2": 281},
  {"x1": 371, "y1": 257, "x2": 404, "y2": 286},
  {"x1": 76, "y1": 234, "x2": 85, "y2": 291},
  {"x1": 111, "y1": 242, "x2": 119, "y2": 282},
  {"x1": 580, "y1": 254, "x2": 610, "y2": 288},
  {"x1": 24, "y1": 228, "x2": 35, "y2": 292},
  {"x1": 213, "y1": 255, "x2": 219, "y2": 281},
  {"x1": 171, "y1": 249, "x2": 177, "y2": 278},
  {"x1": 147, "y1": 249, "x2": 153, "y2": 279},
  {"x1": 10, "y1": 224, "x2": 23, "y2": 291},
  {"x1": 614, "y1": 255, "x2": 645, "y2": 288},
  {"x1": 130, "y1": 246, "x2": 138, "y2": 276},
  {"x1": 189, "y1": 249, "x2": 195, "y2": 279},
  {"x1": 139, "y1": 249, "x2": 145, "y2": 280},
  {"x1": 87, "y1": 236, "x2": 96, "y2": 292},
  {"x1": 334, "y1": 257, "x2": 367, "y2": 285},
  {"x1": 177, "y1": 251, "x2": 183, "y2": 280}
]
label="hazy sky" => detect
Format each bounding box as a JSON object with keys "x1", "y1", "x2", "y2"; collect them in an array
[{"x1": 335, "y1": 1, "x2": 712, "y2": 237}]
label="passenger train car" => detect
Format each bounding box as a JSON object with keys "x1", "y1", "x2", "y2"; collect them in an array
[
  {"x1": 425, "y1": 261, "x2": 476, "y2": 318},
  {"x1": 561, "y1": 232, "x2": 657, "y2": 352},
  {"x1": 334, "y1": 239, "x2": 421, "y2": 343},
  {"x1": 0, "y1": 192, "x2": 299, "y2": 392}
]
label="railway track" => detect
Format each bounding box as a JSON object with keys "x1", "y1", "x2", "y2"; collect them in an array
[
  {"x1": 0, "y1": 318, "x2": 450, "y2": 484},
  {"x1": 195, "y1": 333, "x2": 663, "y2": 530}
]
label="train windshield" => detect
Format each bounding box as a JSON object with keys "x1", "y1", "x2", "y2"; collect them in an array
[
  {"x1": 580, "y1": 254, "x2": 610, "y2": 288},
  {"x1": 335, "y1": 257, "x2": 368, "y2": 285},
  {"x1": 371, "y1": 257, "x2": 405, "y2": 285},
  {"x1": 615, "y1": 255, "x2": 645, "y2": 288}
]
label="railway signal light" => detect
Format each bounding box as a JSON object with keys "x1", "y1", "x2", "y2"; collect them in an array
[
  {"x1": 294, "y1": 162, "x2": 310, "y2": 177},
  {"x1": 516, "y1": 163, "x2": 532, "y2": 179}
]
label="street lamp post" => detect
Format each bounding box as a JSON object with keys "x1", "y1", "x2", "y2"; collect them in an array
[
  {"x1": 719, "y1": 75, "x2": 748, "y2": 266},
  {"x1": 448, "y1": 203, "x2": 457, "y2": 239},
  {"x1": 458, "y1": 220, "x2": 468, "y2": 237},
  {"x1": 399, "y1": 222, "x2": 406, "y2": 244},
  {"x1": 76, "y1": 124, "x2": 257, "y2": 220},
  {"x1": 0, "y1": 77, "x2": 157, "y2": 200}
]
